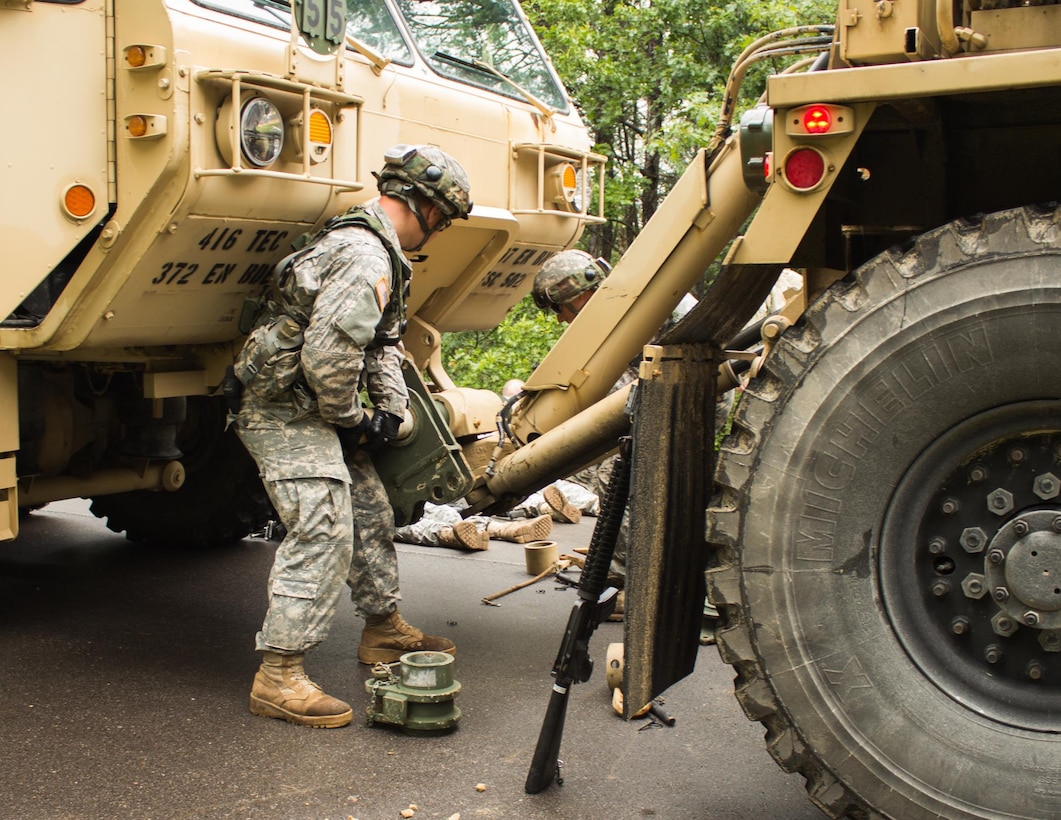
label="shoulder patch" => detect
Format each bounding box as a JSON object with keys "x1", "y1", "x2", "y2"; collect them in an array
[{"x1": 374, "y1": 276, "x2": 390, "y2": 313}]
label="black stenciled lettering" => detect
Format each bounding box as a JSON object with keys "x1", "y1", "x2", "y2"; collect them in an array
[
  {"x1": 152, "y1": 262, "x2": 173, "y2": 285},
  {"x1": 203, "y1": 263, "x2": 237, "y2": 285},
  {"x1": 152, "y1": 261, "x2": 198, "y2": 285},
  {"x1": 171, "y1": 262, "x2": 198, "y2": 285},
  {"x1": 238, "y1": 263, "x2": 273, "y2": 285}
]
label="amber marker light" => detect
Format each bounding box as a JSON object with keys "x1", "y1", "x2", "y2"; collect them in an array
[
  {"x1": 126, "y1": 45, "x2": 147, "y2": 68},
  {"x1": 308, "y1": 109, "x2": 332, "y2": 145},
  {"x1": 545, "y1": 162, "x2": 578, "y2": 209},
  {"x1": 62, "y1": 184, "x2": 96, "y2": 220},
  {"x1": 127, "y1": 115, "x2": 148, "y2": 138}
]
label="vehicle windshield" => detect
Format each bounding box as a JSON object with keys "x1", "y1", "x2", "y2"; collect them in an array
[
  {"x1": 393, "y1": 0, "x2": 566, "y2": 111},
  {"x1": 193, "y1": 0, "x2": 414, "y2": 62},
  {"x1": 193, "y1": 0, "x2": 567, "y2": 110}
]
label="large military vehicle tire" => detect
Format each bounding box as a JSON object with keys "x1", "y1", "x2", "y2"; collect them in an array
[
  {"x1": 90, "y1": 396, "x2": 271, "y2": 547},
  {"x1": 707, "y1": 205, "x2": 1061, "y2": 818}
]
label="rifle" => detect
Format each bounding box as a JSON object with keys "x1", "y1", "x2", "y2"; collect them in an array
[{"x1": 524, "y1": 436, "x2": 632, "y2": 794}]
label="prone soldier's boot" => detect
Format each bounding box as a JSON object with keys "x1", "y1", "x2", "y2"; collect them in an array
[
  {"x1": 359, "y1": 610, "x2": 456, "y2": 664},
  {"x1": 249, "y1": 651, "x2": 353, "y2": 728},
  {"x1": 541, "y1": 485, "x2": 582, "y2": 524},
  {"x1": 486, "y1": 514, "x2": 552, "y2": 544},
  {"x1": 437, "y1": 521, "x2": 488, "y2": 550}
]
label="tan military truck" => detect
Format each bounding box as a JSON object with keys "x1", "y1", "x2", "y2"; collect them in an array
[
  {"x1": 479, "y1": 1, "x2": 1061, "y2": 817},
  {"x1": 6, "y1": 0, "x2": 1061, "y2": 817},
  {"x1": 0, "y1": 0, "x2": 604, "y2": 542}
]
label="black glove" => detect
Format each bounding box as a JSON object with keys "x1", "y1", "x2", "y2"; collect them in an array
[
  {"x1": 364, "y1": 410, "x2": 403, "y2": 452},
  {"x1": 336, "y1": 413, "x2": 373, "y2": 456}
]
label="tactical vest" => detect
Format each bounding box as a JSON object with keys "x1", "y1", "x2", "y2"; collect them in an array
[{"x1": 233, "y1": 206, "x2": 410, "y2": 395}]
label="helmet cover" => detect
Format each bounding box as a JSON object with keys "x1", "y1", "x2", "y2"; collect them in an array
[
  {"x1": 374, "y1": 144, "x2": 472, "y2": 225},
  {"x1": 533, "y1": 249, "x2": 609, "y2": 311}
]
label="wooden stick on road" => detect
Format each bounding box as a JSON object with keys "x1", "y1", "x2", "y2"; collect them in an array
[{"x1": 481, "y1": 557, "x2": 575, "y2": 606}]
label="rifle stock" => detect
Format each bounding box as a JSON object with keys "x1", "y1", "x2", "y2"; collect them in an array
[
  {"x1": 524, "y1": 437, "x2": 632, "y2": 794},
  {"x1": 524, "y1": 679, "x2": 571, "y2": 793}
]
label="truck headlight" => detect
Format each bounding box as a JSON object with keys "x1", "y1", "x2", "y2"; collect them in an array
[{"x1": 239, "y1": 96, "x2": 284, "y2": 167}]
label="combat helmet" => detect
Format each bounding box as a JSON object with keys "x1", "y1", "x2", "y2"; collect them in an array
[
  {"x1": 533, "y1": 249, "x2": 610, "y2": 313},
  {"x1": 374, "y1": 144, "x2": 472, "y2": 238}
]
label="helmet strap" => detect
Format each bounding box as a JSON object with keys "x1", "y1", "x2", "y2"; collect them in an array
[{"x1": 382, "y1": 185, "x2": 439, "y2": 252}]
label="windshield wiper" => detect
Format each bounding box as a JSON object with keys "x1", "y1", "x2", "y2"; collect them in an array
[
  {"x1": 251, "y1": 0, "x2": 289, "y2": 26},
  {"x1": 435, "y1": 50, "x2": 555, "y2": 121}
]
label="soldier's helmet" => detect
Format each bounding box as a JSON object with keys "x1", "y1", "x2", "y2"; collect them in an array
[
  {"x1": 533, "y1": 249, "x2": 609, "y2": 313},
  {"x1": 374, "y1": 144, "x2": 472, "y2": 230}
]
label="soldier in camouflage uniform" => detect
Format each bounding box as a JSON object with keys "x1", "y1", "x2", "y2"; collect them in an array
[
  {"x1": 232, "y1": 145, "x2": 471, "y2": 728},
  {"x1": 531, "y1": 251, "x2": 705, "y2": 625}
]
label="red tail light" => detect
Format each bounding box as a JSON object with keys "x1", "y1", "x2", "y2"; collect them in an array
[{"x1": 783, "y1": 147, "x2": 826, "y2": 191}]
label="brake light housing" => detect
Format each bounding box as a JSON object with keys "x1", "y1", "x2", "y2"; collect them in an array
[
  {"x1": 781, "y1": 146, "x2": 829, "y2": 192},
  {"x1": 785, "y1": 103, "x2": 854, "y2": 137}
]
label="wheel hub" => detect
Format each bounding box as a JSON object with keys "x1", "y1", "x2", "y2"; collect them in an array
[
  {"x1": 881, "y1": 403, "x2": 1061, "y2": 729},
  {"x1": 985, "y1": 512, "x2": 1061, "y2": 625}
]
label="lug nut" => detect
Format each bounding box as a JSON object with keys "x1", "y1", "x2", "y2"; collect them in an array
[
  {"x1": 960, "y1": 527, "x2": 987, "y2": 553},
  {"x1": 993, "y1": 587, "x2": 1010, "y2": 602},
  {"x1": 941, "y1": 497, "x2": 960, "y2": 515},
  {"x1": 987, "y1": 488, "x2": 1014, "y2": 516},
  {"x1": 931, "y1": 580, "x2": 950, "y2": 597},
  {"x1": 928, "y1": 536, "x2": 946, "y2": 554},
  {"x1": 962, "y1": 573, "x2": 987, "y2": 599},
  {"x1": 984, "y1": 644, "x2": 1003, "y2": 664},
  {"x1": 987, "y1": 549, "x2": 1005, "y2": 565},
  {"x1": 1034, "y1": 472, "x2": 1060, "y2": 500},
  {"x1": 1027, "y1": 661, "x2": 1046, "y2": 681},
  {"x1": 1024, "y1": 611, "x2": 1041, "y2": 626},
  {"x1": 1014, "y1": 520, "x2": 1030, "y2": 536},
  {"x1": 1040, "y1": 632, "x2": 1061, "y2": 653},
  {"x1": 969, "y1": 465, "x2": 988, "y2": 483},
  {"x1": 950, "y1": 616, "x2": 970, "y2": 635}
]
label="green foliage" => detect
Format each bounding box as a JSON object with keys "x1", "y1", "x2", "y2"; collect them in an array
[
  {"x1": 523, "y1": 0, "x2": 837, "y2": 262},
  {"x1": 443, "y1": 0, "x2": 838, "y2": 388},
  {"x1": 441, "y1": 296, "x2": 564, "y2": 393}
]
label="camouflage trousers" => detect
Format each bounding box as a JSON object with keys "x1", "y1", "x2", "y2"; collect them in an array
[
  {"x1": 508, "y1": 478, "x2": 600, "y2": 518},
  {"x1": 238, "y1": 412, "x2": 400, "y2": 653},
  {"x1": 394, "y1": 502, "x2": 479, "y2": 546}
]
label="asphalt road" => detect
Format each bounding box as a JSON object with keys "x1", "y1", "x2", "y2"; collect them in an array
[{"x1": 1, "y1": 499, "x2": 824, "y2": 820}]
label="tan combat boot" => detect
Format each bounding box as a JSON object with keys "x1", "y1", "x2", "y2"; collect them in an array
[
  {"x1": 541, "y1": 485, "x2": 582, "y2": 524},
  {"x1": 359, "y1": 611, "x2": 456, "y2": 664},
  {"x1": 486, "y1": 514, "x2": 553, "y2": 544},
  {"x1": 249, "y1": 651, "x2": 353, "y2": 728},
  {"x1": 437, "y1": 521, "x2": 489, "y2": 551}
]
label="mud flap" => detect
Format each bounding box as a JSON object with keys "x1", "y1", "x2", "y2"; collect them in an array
[{"x1": 622, "y1": 263, "x2": 782, "y2": 715}]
